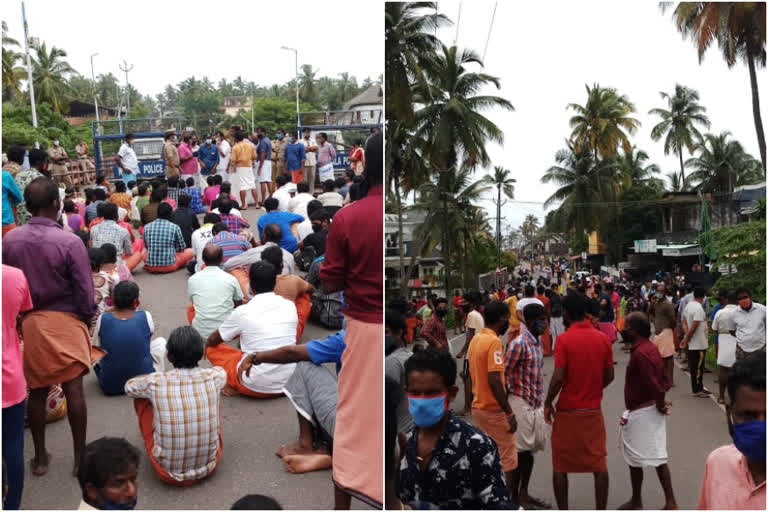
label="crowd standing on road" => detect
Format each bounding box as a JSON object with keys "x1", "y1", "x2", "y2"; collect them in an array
[
  {"x1": 1, "y1": 129, "x2": 383, "y2": 510},
  {"x1": 386, "y1": 259, "x2": 765, "y2": 510}
]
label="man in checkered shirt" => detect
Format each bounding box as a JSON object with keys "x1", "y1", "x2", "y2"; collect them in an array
[
  {"x1": 217, "y1": 198, "x2": 250, "y2": 234},
  {"x1": 89, "y1": 202, "x2": 146, "y2": 271},
  {"x1": 125, "y1": 326, "x2": 225, "y2": 486},
  {"x1": 143, "y1": 203, "x2": 194, "y2": 273}
]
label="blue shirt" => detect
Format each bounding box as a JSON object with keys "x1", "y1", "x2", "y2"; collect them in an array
[
  {"x1": 305, "y1": 330, "x2": 346, "y2": 373},
  {"x1": 96, "y1": 311, "x2": 155, "y2": 395},
  {"x1": 185, "y1": 187, "x2": 206, "y2": 214},
  {"x1": 258, "y1": 137, "x2": 272, "y2": 161},
  {"x1": 257, "y1": 211, "x2": 304, "y2": 253},
  {"x1": 2, "y1": 171, "x2": 23, "y2": 226},
  {"x1": 197, "y1": 143, "x2": 219, "y2": 175},
  {"x1": 284, "y1": 143, "x2": 306, "y2": 172}
]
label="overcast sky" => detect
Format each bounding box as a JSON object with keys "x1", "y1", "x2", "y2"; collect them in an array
[
  {"x1": 434, "y1": 0, "x2": 764, "y2": 234},
  {"x1": 4, "y1": 0, "x2": 382, "y2": 96}
]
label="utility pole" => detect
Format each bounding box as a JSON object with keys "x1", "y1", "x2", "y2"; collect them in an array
[
  {"x1": 90, "y1": 53, "x2": 100, "y2": 125},
  {"x1": 21, "y1": 1, "x2": 39, "y2": 148},
  {"x1": 281, "y1": 47, "x2": 299, "y2": 131},
  {"x1": 119, "y1": 60, "x2": 133, "y2": 117}
]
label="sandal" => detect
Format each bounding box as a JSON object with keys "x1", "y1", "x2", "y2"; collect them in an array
[
  {"x1": 520, "y1": 496, "x2": 553, "y2": 510},
  {"x1": 717, "y1": 397, "x2": 726, "y2": 404}
]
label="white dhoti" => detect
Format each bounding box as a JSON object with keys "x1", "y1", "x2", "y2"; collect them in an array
[
  {"x1": 509, "y1": 394, "x2": 549, "y2": 453},
  {"x1": 550, "y1": 316, "x2": 564, "y2": 351},
  {"x1": 619, "y1": 405, "x2": 668, "y2": 468},
  {"x1": 235, "y1": 166, "x2": 255, "y2": 191},
  {"x1": 717, "y1": 333, "x2": 737, "y2": 368},
  {"x1": 254, "y1": 160, "x2": 272, "y2": 183}
]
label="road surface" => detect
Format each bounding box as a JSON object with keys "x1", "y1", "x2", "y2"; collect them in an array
[
  {"x1": 447, "y1": 331, "x2": 732, "y2": 510},
  {"x1": 21, "y1": 208, "x2": 370, "y2": 510}
]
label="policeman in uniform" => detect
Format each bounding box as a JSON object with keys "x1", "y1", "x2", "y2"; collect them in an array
[
  {"x1": 48, "y1": 140, "x2": 72, "y2": 187},
  {"x1": 163, "y1": 129, "x2": 180, "y2": 179},
  {"x1": 75, "y1": 140, "x2": 95, "y2": 185},
  {"x1": 272, "y1": 129, "x2": 287, "y2": 182}
]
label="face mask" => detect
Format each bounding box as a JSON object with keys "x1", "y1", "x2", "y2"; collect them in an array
[
  {"x1": 435, "y1": 309, "x2": 447, "y2": 318},
  {"x1": 205, "y1": 139, "x2": 212, "y2": 145},
  {"x1": 730, "y1": 418, "x2": 766, "y2": 462},
  {"x1": 276, "y1": 134, "x2": 283, "y2": 140},
  {"x1": 408, "y1": 393, "x2": 447, "y2": 428},
  {"x1": 286, "y1": 137, "x2": 293, "y2": 144},
  {"x1": 99, "y1": 495, "x2": 137, "y2": 510},
  {"x1": 739, "y1": 298, "x2": 752, "y2": 311},
  {"x1": 312, "y1": 224, "x2": 322, "y2": 233},
  {"x1": 53, "y1": 140, "x2": 60, "y2": 146}
]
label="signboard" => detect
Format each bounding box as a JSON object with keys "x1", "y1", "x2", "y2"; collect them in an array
[
  {"x1": 634, "y1": 239, "x2": 657, "y2": 253},
  {"x1": 112, "y1": 160, "x2": 166, "y2": 180},
  {"x1": 662, "y1": 246, "x2": 701, "y2": 257}
]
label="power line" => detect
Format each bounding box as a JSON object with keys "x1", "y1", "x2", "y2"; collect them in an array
[{"x1": 483, "y1": 2, "x2": 498, "y2": 63}]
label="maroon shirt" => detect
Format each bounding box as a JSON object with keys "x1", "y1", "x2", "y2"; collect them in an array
[
  {"x1": 319, "y1": 186, "x2": 383, "y2": 323},
  {"x1": 421, "y1": 315, "x2": 448, "y2": 351},
  {"x1": 624, "y1": 338, "x2": 668, "y2": 410},
  {"x1": 2, "y1": 217, "x2": 96, "y2": 323}
]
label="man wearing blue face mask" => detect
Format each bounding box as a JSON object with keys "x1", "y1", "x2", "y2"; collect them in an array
[
  {"x1": 397, "y1": 348, "x2": 513, "y2": 509},
  {"x1": 77, "y1": 437, "x2": 140, "y2": 510},
  {"x1": 698, "y1": 356, "x2": 766, "y2": 509}
]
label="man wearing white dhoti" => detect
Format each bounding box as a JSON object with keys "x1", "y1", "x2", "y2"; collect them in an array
[{"x1": 618, "y1": 312, "x2": 678, "y2": 510}]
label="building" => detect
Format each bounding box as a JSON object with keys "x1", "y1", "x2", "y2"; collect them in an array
[
  {"x1": 221, "y1": 96, "x2": 252, "y2": 117},
  {"x1": 385, "y1": 212, "x2": 444, "y2": 298},
  {"x1": 342, "y1": 85, "x2": 382, "y2": 125},
  {"x1": 65, "y1": 101, "x2": 121, "y2": 126}
]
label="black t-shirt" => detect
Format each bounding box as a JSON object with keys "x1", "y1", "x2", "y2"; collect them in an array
[
  {"x1": 171, "y1": 207, "x2": 200, "y2": 248},
  {"x1": 302, "y1": 231, "x2": 327, "y2": 256},
  {"x1": 550, "y1": 293, "x2": 563, "y2": 318}
]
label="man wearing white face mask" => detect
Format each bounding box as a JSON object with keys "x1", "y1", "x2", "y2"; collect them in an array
[{"x1": 48, "y1": 140, "x2": 71, "y2": 188}]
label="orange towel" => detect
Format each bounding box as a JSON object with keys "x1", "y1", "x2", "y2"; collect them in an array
[
  {"x1": 187, "y1": 304, "x2": 195, "y2": 325},
  {"x1": 295, "y1": 293, "x2": 311, "y2": 342}
]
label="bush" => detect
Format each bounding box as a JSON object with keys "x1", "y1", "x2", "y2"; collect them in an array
[{"x1": 709, "y1": 220, "x2": 766, "y2": 304}]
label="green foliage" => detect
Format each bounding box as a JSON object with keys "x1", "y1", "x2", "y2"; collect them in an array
[
  {"x1": 709, "y1": 220, "x2": 766, "y2": 304},
  {"x1": 2, "y1": 103, "x2": 90, "y2": 155}
]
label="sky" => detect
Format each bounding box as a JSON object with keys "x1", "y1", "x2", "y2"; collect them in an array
[
  {"x1": 4, "y1": 0, "x2": 383, "y2": 97},
  {"x1": 433, "y1": 0, "x2": 764, "y2": 235}
]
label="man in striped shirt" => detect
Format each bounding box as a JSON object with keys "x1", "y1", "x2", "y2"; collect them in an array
[
  {"x1": 504, "y1": 303, "x2": 551, "y2": 510},
  {"x1": 125, "y1": 326, "x2": 225, "y2": 486},
  {"x1": 209, "y1": 223, "x2": 250, "y2": 264}
]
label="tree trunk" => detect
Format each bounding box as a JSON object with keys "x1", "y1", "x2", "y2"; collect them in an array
[
  {"x1": 443, "y1": 196, "x2": 451, "y2": 305},
  {"x1": 394, "y1": 176, "x2": 408, "y2": 298},
  {"x1": 496, "y1": 185, "x2": 502, "y2": 268},
  {"x1": 747, "y1": 51, "x2": 767, "y2": 173},
  {"x1": 678, "y1": 148, "x2": 685, "y2": 184}
]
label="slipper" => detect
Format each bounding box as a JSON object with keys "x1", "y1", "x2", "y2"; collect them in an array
[{"x1": 520, "y1": 496, "x2": 553, "y2": 510}]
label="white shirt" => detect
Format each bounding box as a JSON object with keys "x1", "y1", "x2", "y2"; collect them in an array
[
  {"x1": 216, "y1": 140, "x2": 231, "y2": 173},
  {"x1": 129, "y1": 196, "x2": 141, "y2": 222},
  {"x1": 217, "y1": 292, "x2": 297, "y2": 394},
  {"x1": 272, "y1": 186, "x2": 293, "y2": 212},
  {"x1": 516, "y1": 297, "x2": 544, "y2": 311},
  {"x1": 211, "y1": 207, "x2": 242, "y2": 218},
  {"x1": 297, "y1": 219, "x2": 313, "y2": 242},
  {"x1": 465, "y1": 310, "x2": 484, "y2": 332},
  {"x1": 712, "y1": 304, "x2": 738, "y2": 335},
  {"x1": 683, "y1": 300, "x2": 709, "y2": 350},
  {"x1": 117, "y1": 143, "x2": 139, "y2": 173},
  {"x1": 289, "y1": 192, "x2": 315, "y2": 219},
  {"x1": 299, "y1": 137, "x2": 316, "y2": 166},
  {"x1": 733, "y1": 302, "x2": 766, "y2": 353},
  {"x1": 221, "y1": 242, "x2": 296, "y2": 276},
  {"x1": 317, "y1": 191, "x2": 343, "y2": 208},
  {"x1": 191, "y1": 223, "x2": 215, "y2": 273}
]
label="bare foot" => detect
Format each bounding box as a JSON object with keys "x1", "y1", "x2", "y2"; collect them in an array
[
  {"x1": 282, "y1": 453, "x2": 332, "y2": 473},
  {"x1": 662, "y1": 502, "x2": 678, "y2": 510},
  {"x1": 221, "y1": 385, "x2": 239, "y2": 397},
  {"x1": 617, "y1": 500, "x2": 643, "y2": 510},
  {"x1": 276, "y1": 442, "x2": 327, "y2": 458},
  {"x1": 31, "y1": 452, "x2": 51, "y2": 476}
]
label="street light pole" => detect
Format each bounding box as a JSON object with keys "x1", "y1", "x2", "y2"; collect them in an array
[
  {"x1": 21, "y1": 1, "x2": 39, "y2": 148},
  {"x1": 119, "y1": 60, "x2": 133, "y2": 118},
  {"x1": 90, "y1": 53, "x2": 100, "y2": 126},
  {"x1": 281, "y1": 46, "x2": 299, "y2": 131}
]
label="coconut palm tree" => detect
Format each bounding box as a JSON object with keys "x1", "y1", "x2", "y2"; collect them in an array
[
  {"x1": 649, "y1": 84, "x2": 711, "y2": 181},
  {"x1": 521, "y1": 214, "x2": 540, "y2": 256},
  {"x1": 298, "y1": 64, "x2": 318, "y2": 105},
  {"x1": 568, "y1": 83, "x2": 641, "y2": 191},
  {"x1": 616, "y1": 147, "x2": 663, "y2": 193},
  {"x1": 665, "y1": 171, "x2": 689, "y2": 192},
  {"x1": 481, "y1": 166, "x2": 516, "y2": 267},
  {"x1": 414, "y1": 44, "x2": 514, "y2": 172},
  {"x1": 385, "y1": 2, "x2": 450, "y2": 124},
  {"x1": 664, "y1": 2, "x2": 766, "y2": 171},
  {"x1": 411, "y1": 165, "x2": 491, "y2": 299},
  {"x1": 31, "y1": 42, "x2": 75, "y2": 113},
  {"x1": 685, "y1": 131, "x2": 762, "y2": 192},
  {"x1": 2, "y1": 21, "x2": 24, "y2": 102}
]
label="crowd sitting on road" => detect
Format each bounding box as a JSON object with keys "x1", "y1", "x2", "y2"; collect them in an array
[
  {"x1": 386, "y1": 261, "x2": 765, "y2": 510},
  {"x1": 1, "y1": 130, "x2": 383, "y2": 510}
]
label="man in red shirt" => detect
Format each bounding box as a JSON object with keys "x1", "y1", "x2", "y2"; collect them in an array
[
  {"x1": 544, "y1": 292, "x2": 614, "y2": 510},
  {"x1": 453, "y1": 291, "x2": 465, "y2": 335},
  {"x1": 619, "y1": 312, "x2": 677, "y2": 510},
  {"x1": 536, "y1": 285, "x2": 553, "y2": 356},
  {"x1": 421, "y1": 298, "x2": 449, "y2": 351},
  {"x1": 319, "y1": 133, "x2": 382, "y2": 509}
]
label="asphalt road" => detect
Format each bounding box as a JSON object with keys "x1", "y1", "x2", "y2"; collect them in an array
[
  {"x1": 446, "y1": 331, "x2": 733, "y2": 510},
  {"x1": 20, "y1": 207, "x2": 370, "y2": 510}
]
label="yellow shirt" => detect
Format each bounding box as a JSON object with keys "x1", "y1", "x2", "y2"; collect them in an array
[
  {"x1": 505, "y1": 296, "x2": 520, "y2": 327},
  {"x1": 467, "y1": 327, "x2": 505, "y2": 411},
  {"x1": 231, "y1": 141, "x2": 257, "y2": 168}
]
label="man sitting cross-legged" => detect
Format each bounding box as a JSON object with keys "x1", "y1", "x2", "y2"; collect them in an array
[
  {"x1": 238, "y1": 330, "x2": 346, "y2": 474},
  {"x1": 206, "y1": 261, "x2": 298, "y2": 397},
  {"x1": 261, "y1": 245, "x2": 314, "y2": 341},
  {"x1": 125, "y1": 326, "x2": 225, "y2": 487}
]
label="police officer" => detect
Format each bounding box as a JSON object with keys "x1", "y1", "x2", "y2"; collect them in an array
[
  {"x1": 163, "y1": 129, "x2": 180, "y2": 179},
  {"x1": 48, "y1": 140, "x2": 72, "y2": 187},
  {"x1": 272, "y1": 128, "x2": 287, "y2": 183}
]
